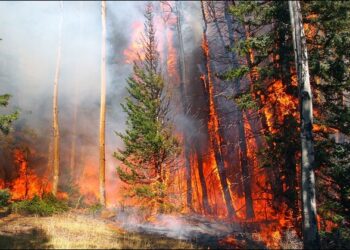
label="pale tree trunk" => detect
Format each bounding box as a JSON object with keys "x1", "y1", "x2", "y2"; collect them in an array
[
  {"x1": 52, "y1": 1, "x2": 63, "y2": 196},
  {"x1": 99, "y1": 0, "x2": 107, "y2": 206},
  {"x1": 288, "y1": 1, "x2": 320, "y2": 249}
]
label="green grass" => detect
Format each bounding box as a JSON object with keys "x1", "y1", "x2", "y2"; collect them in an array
[{"x1": 11, "y1": 193, "x2": 68, "y2": 216}]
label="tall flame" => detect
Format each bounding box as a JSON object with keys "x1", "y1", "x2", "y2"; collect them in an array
[{"x1": 11, "y1": 149, "x2": 51, "y2": 200}]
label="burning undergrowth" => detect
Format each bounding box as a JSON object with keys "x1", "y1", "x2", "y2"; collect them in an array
[{"x1": 110, "y1": 207, "x2": 270, "y2": 249}]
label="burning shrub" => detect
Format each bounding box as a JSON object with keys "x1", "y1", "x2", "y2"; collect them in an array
[
  {"x1": 11, "y1": 193, "x2": 68, "y2": 216},
  {"x1": 0, "y1": 189, "x2": 11, "y2": 207}
]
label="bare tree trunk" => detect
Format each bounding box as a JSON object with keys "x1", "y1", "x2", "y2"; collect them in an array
[
  {"x1": 52, "y1": 1, "x2": 63, "y2": 196},
  {"x1": 288, "y1": 1, "x2": 320, "y2": 249},
  {"x1": 99, "y1": 0, "x2": 107, "y2": 206}
]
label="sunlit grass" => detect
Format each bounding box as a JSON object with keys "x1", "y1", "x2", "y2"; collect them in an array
[{"x1": 0, "y1": 212, "x2": 196, "y2": 249}]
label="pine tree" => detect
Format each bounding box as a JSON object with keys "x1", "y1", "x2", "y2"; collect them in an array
[
  {"x1": 224, "y1": 0, "x2": 301, "y2": 225},
  {"x1": 115, "y1": 2, "x2": 178, "y2": 210},
  {"x1": 224, "y1": 0, "x2": 349, "y2": 247},
  {"x1": 303, "y1": 1, "x2": 350, "y2": 247},
  {"x1": 0, "y1": 94, "x2": 19, "y2": 135}
]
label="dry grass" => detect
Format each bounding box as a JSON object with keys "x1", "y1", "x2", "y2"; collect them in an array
[{"x1": 0, "y1": 212, "x2": 196, "y2": 249}]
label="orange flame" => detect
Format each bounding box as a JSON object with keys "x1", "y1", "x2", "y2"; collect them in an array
[
  {"x1": 11, "y1": 149, "x2": 51, "y2": 200},
  {"x1": 123, "y1": 21, "x2": 144, "y2": 64}
]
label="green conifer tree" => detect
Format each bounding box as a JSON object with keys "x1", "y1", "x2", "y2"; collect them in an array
[
  {"x1": 0, "y1": 94, "x2": 19, "y2": 135},
  {"x1": 115, "y1": 2, "x2": 178, "y2": 210}
]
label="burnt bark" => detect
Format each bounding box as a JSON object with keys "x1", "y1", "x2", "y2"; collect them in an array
[
  {"x1": 195, "y1": 143, "x2": 212, "y2": 214},
  {"x1": 224, "y1": 1, "x2": 255, "y2": 219},
  {"x1": 201, "y1": 0, "x2": 236, "y2": 219},
  {"x1": 275, "y1": 2, "x2": 299, "y2": 225}
]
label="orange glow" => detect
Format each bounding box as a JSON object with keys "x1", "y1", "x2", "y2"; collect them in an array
[
  {"x1": 77, "y1": 158, "x2": 99, "y2": 204},
  {"x1": 11, "y1": 149, "x2": 51, "y2": 200},
  {"x1": 123, "y1": 21, "x2": 144, "y2": 64},
  {"x1": 200, "y1": 34, "x2": 230, "y2": 217},
  {"x1": 166, "y1": 29, "x2": 177, "y2": 79}
]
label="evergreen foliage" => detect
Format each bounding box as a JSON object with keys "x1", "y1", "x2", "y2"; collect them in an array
[
  {"x1": 225, "y1": 0, "x2": 350, "y2": 246},
  {"x1": 0, "y1": 94, "x2": 19, "y2": 135},
  {"x1": 226, "y1": 1, "x2": 300, "y2": 228},
  {"x1": 11, "y1": 193, "x2": 68, "y2": 216},
  {"x1": 115, "y1": 2, "x2": 179, "y2": 209},
  {"x1": 303, "y1": 1, "x2": 350, "y2": 244}
]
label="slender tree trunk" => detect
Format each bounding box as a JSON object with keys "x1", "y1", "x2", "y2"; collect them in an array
[
  {"x1": 224, "y1": 1, "x2": 255, "y2": 219},
  {"x1": 174, "y1": 1, "x2": 193, "y2": 211},
  {"x1": 201, "y1": 0, "x2": 236, "y2": 219},
  {"x1": 52, "y1": 1, "x2": 63, "y2": 196},
  {"x1": 99, "y1": 0, "x2": 107, "y2": 206},
  {"x1": 288, "y1": 1, "x2": 320, "y2": 249},
  {"x1": 195, "y1": 143, "x2": 211, "y2": 214},
  {"x1": 276, "y1": 3, "x2": 299, "y2": 226},
  {"x1": 70, "y1": 1, "x2": 83, "y2": 181}
]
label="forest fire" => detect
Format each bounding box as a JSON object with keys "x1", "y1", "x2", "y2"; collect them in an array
[
  {"x1": 10, "y1": 149, "x2": 51, "y2": 200},
  {"x1": 78, "y1": 161, "x2": 99, "y2": 204},
  {"x1": 123, "y1": 21, "x2": 144, "y2": 64},
  {"x1": 1, "y1": 1, "x2": 348, "y2": 249}
]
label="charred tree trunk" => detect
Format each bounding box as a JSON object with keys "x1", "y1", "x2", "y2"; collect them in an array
[
  {"x1": 174, "y1": 1, "x2": 193, "y2": 211},
  {"x1": 211, "y1": 135, "x2": 236, "y2": 218},
  {"x1": 185, "y1": 146, "x2": 193, "y2": 210},
  {"x1": 224, "y1": 1, "x2": 255, "y2": 219},
  {"x1": 201, "y1": 0, "x2": 236, "y2": 219},
  {"x1": 99, "y1": 0, "x2": 107, "y2": 206},
  {"x1": 195, "y1": 143, "x2": 211, "y2": 214},
  {"x1": 276, "y1": 2, "x2": 299, "y2": 226},
  {"x1": 232, "y1": 0, "x2": 285, "y2": 212},
  {"x1": 288, "y1": 1, "x2": 320, "y2": 249},
  {"x1": 231, "y1": 0, "x2": 270, "y2": 138},
  {"x1": 52, "y1": 1, "x2": 63, "y2": 196}
]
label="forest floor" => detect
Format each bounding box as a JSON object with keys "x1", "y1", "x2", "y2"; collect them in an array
[
  {"x1": 0, "y1": 209, "x2": 269, "y2": 249},
  {"x1": 0, "y1": 211, "x2": 196, "y2": 249}
]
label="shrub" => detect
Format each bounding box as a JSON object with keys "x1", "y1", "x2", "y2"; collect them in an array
[
  {"x1": 11, "y1": 193, "x2": 68, "y2": 216},
  {"x1": 88, "y1": 203, "x2": 103, "y2": 215},
  {"x1": 320, "y1": 227, "x2": 350, "y2": 249},
  {"x1": 0, "y1": 189, "x2": 11, "y2": 207}
]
